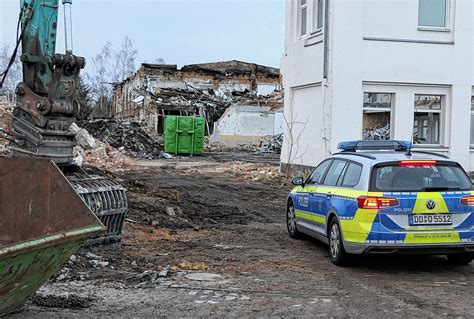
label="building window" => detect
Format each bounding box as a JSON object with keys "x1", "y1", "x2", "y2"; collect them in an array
[
  {"x1": 413, "y1": 95, "x2": 442, "y2": 145},
  {"x1": 299, "y1": 0, "x2": 308, "y2": 36},
  {"x1": 470, "y1": 96, "x2": 474, "y2": 146},
  {"x1": 313, "y1": 0, "x2": 324, "y2": 32},
  {"x1": 362, "y1": 93, "x2": 392, "y2": 140},
  {"x1": 418, "y1": 0, "x2": 447, "y2": 28}
]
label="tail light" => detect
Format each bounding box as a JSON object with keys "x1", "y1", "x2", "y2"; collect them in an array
[
  {"x1": 357, "y1": 196, "x2": 399, "y2": 209},
  {"x1": 460, "y1": 195, "x2": 474, "y2": 207},
  {"x1": 399, "y1": 160, "x2": 437, "y2": 167}
]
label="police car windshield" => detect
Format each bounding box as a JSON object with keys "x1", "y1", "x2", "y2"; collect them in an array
[{"x1": 371, "y1": 162, "x2": 472, "y2": 192}]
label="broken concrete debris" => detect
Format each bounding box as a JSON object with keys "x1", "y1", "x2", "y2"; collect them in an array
[
  {"x1": 0, "y1": 97, "x2": 14, "y2": 155},
  {"x1": 138, "y1": 269, "x2": 170, "y2": 282},
  {"x1": 362, "y1": 124, "x2": 390, "y2": 141},
  {"x1": 77, "y1": 120, "x2": 164, "y2": 159},
  {"x1": 85, "y1": 252, "x2": 102, "y2": 261},
  {"x1": 73, "y1": 139, "x2": 131, "y2": 172},
  {"x1": 70, "y1": 123, "x2": 97, "y2": 150},
  {"x1": 258, "y1": 133, "x2": 283, "y2": 154},
  {"x1": 166, "y1": 207, "x2": 176, "y2": 217}
]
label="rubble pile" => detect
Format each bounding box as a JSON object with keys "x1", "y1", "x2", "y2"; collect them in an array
[
  {"x1": 362, "y1": 124, "x2": 390, "y2": 140},
  {"x1": 77, "y1": 120, "x2": 163, "y2": 159},
  {"x1": 0, "y1": 97, "x2": 14, "y2": 155},
  {"x1": 73, "y1": 141, "x2": 132, "y2": 172},
  {"x1": 70, "y1": 123, "x2": 132, "y2": 171},
  {"x1": 258, "y1": 133, "x2": 283, "y2": 154}
]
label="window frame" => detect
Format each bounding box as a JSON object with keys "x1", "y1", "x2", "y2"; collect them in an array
[
  {"x1": 418, "y1": 0, "x2": 450, "y2": 31},
  {"x1": 298, "y1": 0, "x2": 309, "y2": 37},
  {"x1": 306, "y1": 159, "x2": 333, "y2": 185},
  {"x1": 339, "y1": 161, "x2": 363, "y2": 188},
  {"x1": 312, "y1": 0, "x2": 324, "y2": 34},
  {"x1": 322, "y1": 159, "x2": 349, "y2": 187},
  {"x1": 362, "y1": 92, "x2": 394, "y2": 141},
  {"x1": 413, "y1": 94, "x2": 444, "y2": 146}
]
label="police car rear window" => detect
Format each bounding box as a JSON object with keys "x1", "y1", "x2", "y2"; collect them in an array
[{"x1": 371, "y1": 162, "x2": 472, "y2": 192}]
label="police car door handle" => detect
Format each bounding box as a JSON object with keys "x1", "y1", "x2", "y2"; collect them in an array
[{"x1": 327, "y1": 192, "x2": 333, "y2": 198}]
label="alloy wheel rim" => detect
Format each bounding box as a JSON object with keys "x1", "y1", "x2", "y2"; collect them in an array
[
  {"x1": 330, "y1": 223, "x2": 340, "y2": 258},
  {"x1": 287, "y1": 205, "x2": 296, "y2": 234}
]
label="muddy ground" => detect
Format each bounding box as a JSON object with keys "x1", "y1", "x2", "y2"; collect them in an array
[{"x1": 13, "y1": 153, "x2": 474, "y2": 317}]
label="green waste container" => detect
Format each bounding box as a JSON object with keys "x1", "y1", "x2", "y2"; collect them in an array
[{"x1": 164, "y1": 116, "x2": 205, "y2": 155}]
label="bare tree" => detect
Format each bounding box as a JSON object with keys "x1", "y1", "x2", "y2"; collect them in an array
[
  {"x1": 85, "y1": 42, "x2": 114, "y2": 119},
  {"x1": 283, "y1": 90, "x2": 309, "y2": 178},
  {"x1": 112, "y1": 36, "x2": 138, "y2": 82},
  {"x1": 0, "y1": 43, "x2": 22, "y2": 101},
  {"x1": 89, "y1": 41, "x2": 113, "y2": 100}
]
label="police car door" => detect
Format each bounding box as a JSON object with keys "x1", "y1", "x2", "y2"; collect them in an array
[
  {"x1": 316, "y1": 159, "x2": 349, "y2": 233},
  {"x1": 304, "y1": 160, "x2": 333, "y2": 233}
]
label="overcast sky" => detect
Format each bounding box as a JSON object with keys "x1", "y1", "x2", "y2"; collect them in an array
[{"x1": 0, "y1": 0, "x2": 285, "y2": 75}]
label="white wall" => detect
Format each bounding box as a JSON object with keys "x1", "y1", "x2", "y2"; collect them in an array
[
  {"x1": 281, "y1": 85, "x2": 327, "y2": 167},
  {"x1": 211, "y1": 106, "x2": 280, "y2": 145}
]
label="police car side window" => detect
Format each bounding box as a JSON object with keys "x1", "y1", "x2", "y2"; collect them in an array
[
  {"x1": 307, "y1": 160, "x2": 333, "y2": 185},
  {"x1": 341, "y1": 162, "x2": 363, "y2": 187},
  {"x1": 323, "y1": 160, "x2": 348, "y2": 186}
]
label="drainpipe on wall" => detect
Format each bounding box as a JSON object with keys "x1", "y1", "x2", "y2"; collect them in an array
[
  {"x1": 322, "y1": 0, "x2": 331, "y2": 156},
  {"x1": 323, "y1": 0, "x2": 330, "y2": 79}
]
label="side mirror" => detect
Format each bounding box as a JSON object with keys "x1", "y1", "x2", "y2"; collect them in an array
[{"x1": 291, "y1": 177, "x2": 304, "y2": 186}]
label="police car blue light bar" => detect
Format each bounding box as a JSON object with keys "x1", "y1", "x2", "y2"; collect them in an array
[{"x1": 337, "y1": 140, "x2": 412, "y2": 152}]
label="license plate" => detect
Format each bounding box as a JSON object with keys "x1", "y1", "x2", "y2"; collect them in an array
[{"x1": 409, "y1": 214, "x2": 452, "y2": 226}]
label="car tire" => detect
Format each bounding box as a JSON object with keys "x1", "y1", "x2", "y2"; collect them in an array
[
  {"x1": 328, "y1": 218, "x2": 351, "y2": 266},
  {"x1": 287, "y1": 201, "x2": 301, "y2": 239},
  {"x1": 446, "y1": 253, "x2": 473, "y2": 265}
]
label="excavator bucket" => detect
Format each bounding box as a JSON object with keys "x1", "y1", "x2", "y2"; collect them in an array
[{"x1": 0, "y1": 157, "x2": 105, "y2": 315}]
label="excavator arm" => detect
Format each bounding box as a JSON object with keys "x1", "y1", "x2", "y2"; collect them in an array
[
  {"x1": 11, "y1": 0, "x2": 128, "y2": 247},
  {"x1": 13, "y1": 0, "x2": 84, "y2": 163}
]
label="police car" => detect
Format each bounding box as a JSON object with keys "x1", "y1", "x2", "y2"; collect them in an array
[{"x1": 287, "y1": 140, "x2": 474, "y2": 266}]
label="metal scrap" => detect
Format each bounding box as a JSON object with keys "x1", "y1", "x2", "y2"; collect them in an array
[
  {"x1": 362, "y1": 124, "x2": 390, "y2": 141},
  {"x1": 259, "y1": 133, "x2": 283, "y2": 154}
]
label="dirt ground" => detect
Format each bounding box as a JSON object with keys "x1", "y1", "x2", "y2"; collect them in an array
[{"x1": 13, "y1": 153, "x2": 474, "y2": 318}]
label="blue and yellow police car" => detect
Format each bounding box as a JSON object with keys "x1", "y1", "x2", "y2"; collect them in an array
[{"x1": 287, "y1": 140, "x2": 474, "y2": 266}]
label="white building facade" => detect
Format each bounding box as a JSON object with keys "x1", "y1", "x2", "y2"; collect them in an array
[{"x1": 280, "y1": 0, "x2": 474, "y2": 173}]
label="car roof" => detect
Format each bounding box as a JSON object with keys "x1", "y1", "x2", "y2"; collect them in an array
[{"x1": 330, "y1": 151, "x2": 455, "y2": 165}]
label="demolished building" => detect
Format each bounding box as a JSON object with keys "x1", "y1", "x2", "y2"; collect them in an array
[{"x1": 111, "y1": 60, "x2": 283, "y2": 146}]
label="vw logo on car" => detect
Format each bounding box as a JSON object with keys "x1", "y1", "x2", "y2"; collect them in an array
[{"x1": 426, "y1": 200, "x2": 436, "y2": 210}]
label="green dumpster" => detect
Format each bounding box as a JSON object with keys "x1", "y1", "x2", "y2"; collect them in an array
[{"x1": 164, "y1": 116, "x2": 205, "y2": 155}]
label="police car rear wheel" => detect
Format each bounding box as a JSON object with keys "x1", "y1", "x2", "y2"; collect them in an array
[
  {"x1": 287, "y1": 202, "x2": 301, "y2": 239},
  {"x1": 446, "y1": 253, "x2": 473, "y2": 265},
  {"x1": 328, "y1": 219, "x2": 350, "y2": 266}
]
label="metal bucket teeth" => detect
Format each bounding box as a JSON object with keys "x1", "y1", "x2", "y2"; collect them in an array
[{"x1": 67, "y1": 172, "x2": 128, "y2": 246}]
